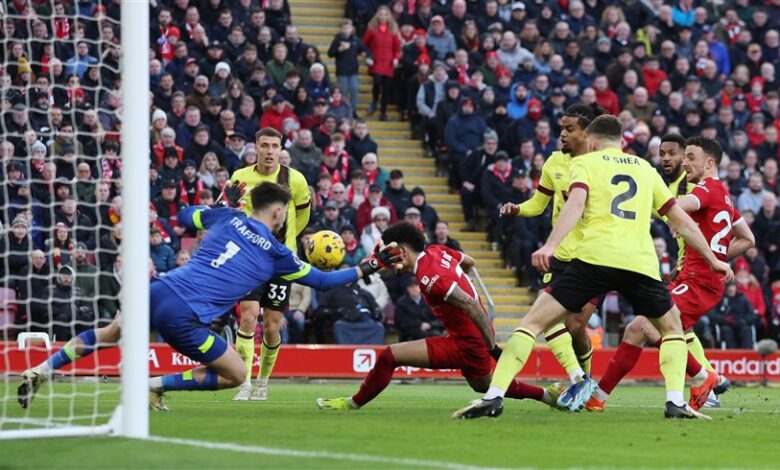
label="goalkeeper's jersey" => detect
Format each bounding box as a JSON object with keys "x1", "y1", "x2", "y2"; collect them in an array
[{"x1": 159, "y1": 206, "x2": 314, "y2": 323}]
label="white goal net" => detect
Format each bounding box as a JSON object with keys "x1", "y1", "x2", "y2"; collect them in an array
[{"x1": 0, "y1": 0, "x2": 148, "y2": 439}]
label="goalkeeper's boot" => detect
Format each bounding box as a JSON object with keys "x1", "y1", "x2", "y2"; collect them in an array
[
  {"x1": 316, "y1": 397, "x2": 358, "y2": 410},
  {"x1": 544, "y1": 383, "x2": 567, "y2": 410},
  {"x1": 249, "y1": 378, "x2": 268, "y2": 401},
  {"x1": 557, "y1": 375, "x2": 596, "y2": 412},
  {"x1": 232, "y1": 381, "x2": 252, "y2": 401},
  {"x1": 713, "y1": 374, "x2": 731, "y2": 395},
  {"x1": 17, "y1": 368, "x2": 47, "y2": 409},
  {"x1": 584, "y1": 396, "x2": 607, "y2": 413},
  {"x1": 451, "y1": 397, "x2": 503, "y2": 419},
  {"x1": 664, "y1": 401, "x2": 711, "y2": 420},
  {"x1": 689, "y1": 370, "x2": 718, "y2": 411},
  {"x1": 149, "y1": 390, "x2": 170, "y2": 412},
  {"x1": 702, "y1": 390, "x2": 720, "y2": 409}
]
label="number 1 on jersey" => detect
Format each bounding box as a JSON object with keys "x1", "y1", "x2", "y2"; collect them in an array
[{"x1": 211, "y1": 241, "x2": 241, "y2": 268}]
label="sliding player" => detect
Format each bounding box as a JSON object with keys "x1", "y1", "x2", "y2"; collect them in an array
[
  {"x1": 585, "y1": 136, "x2": 754, "y2": 412},
  {"x1": 315, "y1": 222, "x2": 564, "y2": 411},
  {"x1": 18, "y1": 183, "x2": 401, "y2": 411},
  {"x1": 453, "y1": 116, "x2": 732, "y2": 420},
  {"x1": 500, "y1": 103, "x2": 607, "y2": 380},
  {"x1": 231, "y1": 127, "x2": 311, "y2": 402}
]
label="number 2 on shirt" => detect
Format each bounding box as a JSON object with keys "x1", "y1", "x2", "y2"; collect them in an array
[{"x1": 610, "y1": 174, "x2": 637, "y2": 220}]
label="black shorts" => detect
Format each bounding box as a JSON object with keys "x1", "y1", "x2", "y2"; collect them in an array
[
  {"x1": 541, "y1": 257, "x2": 570, "y2": 288},
  {"x1": 548, "y1": 259, "x2": 673, "y2": 319},
  {"x1": 242, "y1": 277, "x2": 292, "y2": 310}
]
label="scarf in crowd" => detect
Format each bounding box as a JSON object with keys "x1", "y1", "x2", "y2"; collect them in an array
[
  {"x1": 101, "y1": 156, "x2": 122, "y2": 182},
  {"x1": 345, "y1": 237, "x2": 359, "y2": 253},
  {"x1": 364, "y1": 168, "x2": 379, "y2": 185},
  {"x1": 151, "y1": 219, "x2": 172, "y2": 244},
  {"x1": 491, "y1": 162, "x2": 512, "y2": 183},
  {"x1": 347, "y1": 184, "x2": 368, "y2": 206},
  {"x1": 179, "y1": 178, "x2": 204, "y2": 206}
]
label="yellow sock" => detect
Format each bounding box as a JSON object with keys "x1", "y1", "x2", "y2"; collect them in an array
[
  {"x1": 490, "y1": 327, "x2": 537, "y2": 391},
  {"x1": 258, "y1": 339, "x2": 281, "y2": 380},
  {"x1": 235, "y1": 330, "x2": 255, "y2": 382},
  {"x1": 659, "y1": 334, "x2": 687, "y2": 403},
  {"x1": 578, "y1": 347, "x2": 594, "y2": 375},
  {"x1": 685, "y1": 332, "x2": 714, "y2": 372},
  {"x1": 544, "y1": 323, "x2": 583, "y2": 381}
]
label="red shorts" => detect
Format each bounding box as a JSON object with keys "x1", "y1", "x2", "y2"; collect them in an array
[
  {"x1": 425, "y1": 336, "x2": 493, "y2": 379},
  {"x1": 668, "y1": 274, "x2": 724, "y2": 330}
]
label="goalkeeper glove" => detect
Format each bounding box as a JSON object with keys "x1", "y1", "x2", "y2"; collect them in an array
[
  {"x1": 211, "y1": 181, "x2": 247, "y2": 209},
  {"x1": 490, "y1": 344, "x2": 503, "y2": 361},
  {"x1": 358, "y1": 241, "x2": 403, "y2": 277}
]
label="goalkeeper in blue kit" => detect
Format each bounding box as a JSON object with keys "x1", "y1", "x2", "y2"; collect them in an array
[{"x1": 18, "y1": 182, "x2": 401, "y2": 411}]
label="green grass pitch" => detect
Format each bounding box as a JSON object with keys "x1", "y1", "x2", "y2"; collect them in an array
[{"x1": 1, "y1": 381, "x2": 779, "y2": 468}]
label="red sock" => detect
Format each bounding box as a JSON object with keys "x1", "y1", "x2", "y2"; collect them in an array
[
  {"x1": 598, "y1": 342, "x2": 642, "y2": 394},
  {"x1": 351, "y1": 348, "x2": 395, "y2": 407},
  {"x1": 505, "y1": 378, "x2": 544, "y2": 401}
]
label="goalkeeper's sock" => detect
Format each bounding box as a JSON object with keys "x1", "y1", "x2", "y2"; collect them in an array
[
  {"x1": 505, "y1": 378, "x2": 544, "y2": 401},
  {"x1": 45, "y1": 330, "x2": 98, "y2": 372},
  {"x1": 685, "y1": 332, "x2": 715, "y2": 372},
  {"x1": 544, "y1": 323, "x2": 584, "y2": 383},
  {"x1": 659, "y1": 334, "x2": 687, "y2": 406},
  {"x1": 160, "y1": 368, "x2": 219, "y2": 391},
  {"x1": 235, "y1": 330, "x2": 255, "y2": 382},
  {"x1": 652, "y1": 337, "x2": 706, "y2": 378},
  {"x1": 352, "y1": 347, "x2": 395, "y2": 407},
  {"x1": 597, "y1": 341, "x2": 642, "y2": 396},
  {"x1": 258, "y1": 339, "x2": 281, "y2": 381},
  {"x1": 484, "y1": 327, "x2": 537, "y2": 399},
  {"x1": 578, "y1": 346, "x2": 594, "y2": 375}
]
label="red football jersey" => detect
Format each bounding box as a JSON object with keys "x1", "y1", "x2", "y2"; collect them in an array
[
  {"x1": 415, "y1": 245, "x2": 492, "y2": 344},
  {"x1": 682, "y1": 177, "x2": 744, "y2": 275}
]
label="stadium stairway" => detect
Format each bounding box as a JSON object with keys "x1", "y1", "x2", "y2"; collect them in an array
[{"x1": 289, "y1": 0, "x2": 531, "y2": 341}]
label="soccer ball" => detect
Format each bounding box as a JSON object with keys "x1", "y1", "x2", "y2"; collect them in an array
[{"x1": 306, "y1": 230, "x2": 346, "y2": 270}]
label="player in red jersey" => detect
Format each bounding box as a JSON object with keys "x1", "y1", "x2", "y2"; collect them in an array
[
  {"x1": 584, "y1": 136, "x2": 755, "y2": 413},
  {"x1": 316, "y1": 222, "x2": 564, "y2": 411}
]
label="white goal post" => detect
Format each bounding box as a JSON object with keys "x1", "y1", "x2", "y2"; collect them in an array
[{"x1": 0, "y1": 0, "x2": 149, "y2": 440}]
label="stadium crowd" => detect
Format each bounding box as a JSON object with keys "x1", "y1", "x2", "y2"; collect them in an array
[{"x1": 1, "y1": 0, "x2": 780, "y2": 348}]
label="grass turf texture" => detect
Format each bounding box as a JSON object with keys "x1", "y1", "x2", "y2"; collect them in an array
[{"x1": 2, "y1": 382, "x2": 779, "y2": 469}]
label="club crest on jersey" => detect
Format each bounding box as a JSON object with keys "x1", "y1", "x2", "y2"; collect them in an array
[
  {"x1": 420, "y1": 276, "x2": 430, "y2": 286},
  {"x1": 425, "y1": 274, "x2": 440, "y2": 293}
]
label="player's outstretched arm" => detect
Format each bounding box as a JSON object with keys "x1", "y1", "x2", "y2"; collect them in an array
[
  {"x1": 666, "y1": 205, "x2": 734, "y2": 282},
  {"x1": 446, "y1": 285, "x2": 496, "y2": 351},
  {"x1": 179, "y1": 205, "x2": 241, "y2": 230},
  {"x1": 282, "y1": 243, "x2": 403, "y2": 289},
  {"x1": 500, "y1": 188, "x2": 552, "y2": 217},
  {"x1": 532, "y1": 187, "x2": 586, "y2": 272},
  {"x1": 726, "y1": 220, "x2": 755, "y2": 260}
]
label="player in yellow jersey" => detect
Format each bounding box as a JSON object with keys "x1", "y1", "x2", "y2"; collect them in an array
[
  {"x1": 500, "y1": 103, "x2": 606, "y2": 382},
  {"x1": 454, "y1": 115, "x2": 733, "y2": 420},
  {"x1": 230, "y1": 127, "x2": 311, "y2": 401}
]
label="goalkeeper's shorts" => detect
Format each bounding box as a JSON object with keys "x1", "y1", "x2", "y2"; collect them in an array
[{"x1": 151, "y1": 281, "x2": 228, "y2": 364}]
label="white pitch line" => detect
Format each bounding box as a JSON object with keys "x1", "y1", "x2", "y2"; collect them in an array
[{"x1": 147, "y1": 435, "x2": 518, "y2": 470}]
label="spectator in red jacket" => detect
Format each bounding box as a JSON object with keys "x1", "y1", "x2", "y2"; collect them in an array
[
  {"x1": 735, "y1": 257, "x2": 767, "y2": 330},
  {"x1": 259, "y1": 94, "x2": 299, "y2": 132},
  {"x1": 593, "y1": 75, "x2": 620, "y2": 116},
  {"x1": 641, "y1": 56, "x2": 667, "y2": 97},
  {"x1": 355, "y1": 184, "x2": 398, "y2": 233},
  {"x1": 362, "y1": 5, "x2": 401, "y2": 121}
]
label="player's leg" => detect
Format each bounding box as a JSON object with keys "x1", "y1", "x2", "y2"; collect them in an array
[
  {"x1": 566, "y1": 302, "x2": 597, "y2": 374},
  {"x1": 452, "y1": 292, "x2": 568, "y2": 419},
  {"x1": 149, "y1": 330, "x2": 245, "y2": 411},
  {"x1": 587, "y1": 315, "x2": 653, "y2": 412},
  {"x1": 317, "y1": 339, "x2": 431, "y2": 410},
  {"x1": 541, "y1": 259, "x2": 585, "y2": 382},
  {"x1": 233, "y1": 297, "x2": 261, "y2": 401},
  {"x1": 18, "y1": 315, "x2": 123, "y2": 409},
  {"x1": 251, "y1": 278, "x2": 291, "y2": 401}
]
